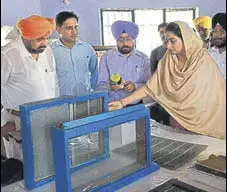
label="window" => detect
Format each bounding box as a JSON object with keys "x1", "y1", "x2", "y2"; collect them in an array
[
  {"x1": 134, "y1": 9, "x2": 164, "y2": 56},
  {"x1": 1, "y1": 25, "x2": 16, "y2": 46},
  {"x1": 101, "y1": 9, "x2": 132, "y2": 46},
  {"x1": 101, "y1": 8, "x2": 199, "y2": 56}
]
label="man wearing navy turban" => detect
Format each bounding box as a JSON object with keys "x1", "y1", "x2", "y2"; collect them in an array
[
  {"x1": 97, "y1": 20, "x2": 151, "y2": 105},
  {"x1": 209, "y1": 13, "x2": 226, "y2": 80}
]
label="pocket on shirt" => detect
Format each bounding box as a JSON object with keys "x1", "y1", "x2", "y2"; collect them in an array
[
  {"x1": 11, "y1": 67, "x2": 26, "y2": 82},
  {"x1": 135, "y1": 66, "x2": 145, "y2": 73},
  {"x1": 77, "y1": 56, "x2": 90, "y2": 66},
  {"x1": 44, "y1": 70, "x2": 56, "y2": 91}
]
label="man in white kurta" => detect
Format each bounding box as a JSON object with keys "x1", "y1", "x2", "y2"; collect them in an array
[
  {"x1": 1, "y1": 15, "x2": 59, "y2": 158},
  {"x1": 209, "y1": 13, "x2": 226, "y2": 80}
]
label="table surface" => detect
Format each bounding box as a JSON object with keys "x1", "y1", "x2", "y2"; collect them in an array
[{"x1": 1, "y1": 119, "x2": 226, "y2": 192}]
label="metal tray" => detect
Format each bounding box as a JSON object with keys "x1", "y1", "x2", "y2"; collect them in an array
[
  {"x1": 149, "y1": 178, "x2": 207, "y2": 192},
  {"x1": 195, "y1": 155, "x2": 226, "y2": 178}
]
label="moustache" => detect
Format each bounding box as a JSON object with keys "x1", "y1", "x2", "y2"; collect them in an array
[
  {"x1": 122, "y1": 46, "x2": 131, "y2": 49},
  {"x1": 213, "y1": 38, "x2": 225, "y2": 41},
  {"x1": 38, "y1": 46, "x2": 47, "y2": 49}
]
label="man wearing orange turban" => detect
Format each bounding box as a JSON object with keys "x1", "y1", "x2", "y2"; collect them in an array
[
  {"x1": 16, "y1": 15, "x2": 55, "y2": 57},
  {"x1": 1, "y1": 15, "x2": 59, "y2": 160},
  {"x1": 17, "y1": 15, "x2": 55, "y2": 40}
]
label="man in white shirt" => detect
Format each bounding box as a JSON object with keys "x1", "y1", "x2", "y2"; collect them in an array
[
  {"x1": 1, "y1": 15, "x2": 59, "y2": 156},
  {"x1": 209, "y1": 13, "x2": 226, "y2": 80}
]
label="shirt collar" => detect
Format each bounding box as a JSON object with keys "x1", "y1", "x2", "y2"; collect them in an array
[
  {"x1": 18, "y1": 36, "x2": 32, "y2": 59},
  {"x1": 210, "y1": 46, "x2": 226, "y2": 54},
  {"x1": 54, "y1": 39, "x2": 83, "y2": 48},
  {"x1": 115, "y1": 47, "x2": 141, "y2": 57}
]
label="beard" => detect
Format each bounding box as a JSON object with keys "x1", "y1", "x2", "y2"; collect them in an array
[
  {"x1": 27, "y1": 46, "x2": 47, "y2": 54},
  {"x1": 23, "y1": 40, "x2": 47, "y2": 54},
  {"x1": 212, "y1": 37, "x2": 226, "y2": 48},
  {"x1": 199, "y1": 29, "x2": 211, "y2": 41},
  {"x1": 117, "y1": 45, "x2": 133, "y2": 55},
  {"x1": 201, "y1": 33, "x2": 210, "y2": 41}
]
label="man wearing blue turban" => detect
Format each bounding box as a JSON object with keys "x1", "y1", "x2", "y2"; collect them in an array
[
  {"x1": 111, "y1": 20, "x2": 139, "y2": 41},
  {"x1": 97, "y1": 20, "x2": 151, "y2": 105}
]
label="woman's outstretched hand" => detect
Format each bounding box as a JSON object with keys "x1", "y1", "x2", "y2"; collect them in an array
[{"x1": 108, "y1": 101, "x2": 123, "y2": 111}]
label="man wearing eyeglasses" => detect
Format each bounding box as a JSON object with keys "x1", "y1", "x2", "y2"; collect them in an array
[
  {"x1": 209, "y1": 13, "x2": 226, "y2": 80},
  {"x1": 51, "y1": 11, "x2": 98, "y2": 96},
  {"x1": 97, "y1": 20, "x2": 151, "y2": 105}
]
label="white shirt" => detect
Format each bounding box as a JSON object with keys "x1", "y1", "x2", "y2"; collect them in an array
[
  {"x1": 209, "y1": 47, "x2": 226, "y2": 80},
  {"x1": 1, "y1": 36, "x2": 59, "y2": 112}
]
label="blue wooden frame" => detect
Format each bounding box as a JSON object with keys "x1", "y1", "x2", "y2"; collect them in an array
[
  {"x1": 19, "y1": 91, "x2": 109, "y2": 190},
  {"x1": 52, "y1": 104, "x2": 160, "y2": 192}
]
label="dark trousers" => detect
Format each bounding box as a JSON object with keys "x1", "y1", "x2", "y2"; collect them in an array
[{"x1": 149, "y1": 103, "x2": 170, "y2": 125}]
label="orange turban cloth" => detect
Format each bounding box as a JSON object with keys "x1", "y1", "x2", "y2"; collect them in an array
[{"x1": 16, "y1": 15, "x2": 55, "y2": 40}]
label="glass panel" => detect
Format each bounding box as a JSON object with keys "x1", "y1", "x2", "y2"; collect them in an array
[
  {"x1": 103, "y1": 27, "x2": 116, "y2": 46},
  {"x1": 73, "y1": 98, "x2": 103, "y2": 119},
  {"x1": 70, "y1": 119, "x2": 147, "y2": 191},
  {"x1": 89, "y1": 98, "x2": 104, "y2": 116},
  {"x1": 136, "y1": 25, "x2": 162, "y2": 57},
  {"x1": 30, "y1": 97, "x2": 104, "y2": 182},
  {"x1": 103, "y1": 11, "x2": 132, "y2": 46},
  {"x1": 135, "y1": 9, "x2": 163, "y2": 25},
  {"x1": 135, "y1": 9, "x2": 164, "y2": 56},
  {"x1": 71, "y1": 98, "x2": 105, "y2": 168},
  {"x1": 69, "y1": 132, "x2": 105, "y2": 168},
  {"x1": 31, "y1": 104, "x2": 70, "y2": 181},
  {"x1": 102, "y1": 8, "x2": 198, "y2": 52},
  {"x1": 73, "y1": 101, "x2": 89, "y2": 119},
  {"x1": 195, "y1": 7, "x2": 199, "y2": 18},
  {"x1": 103, "y1": 11, "x2": 132, "y2": 26},
  {"x1": 1, "y1": 25, "x2": 15, "y2": 46},
  {"x1": 166, "y1": 9, "x2": 194, "y2": 28}
]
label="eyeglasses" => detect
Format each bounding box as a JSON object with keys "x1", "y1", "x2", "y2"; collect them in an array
[{"x1": 117, "y1": 37, "x2": 133, "y2": 44}]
